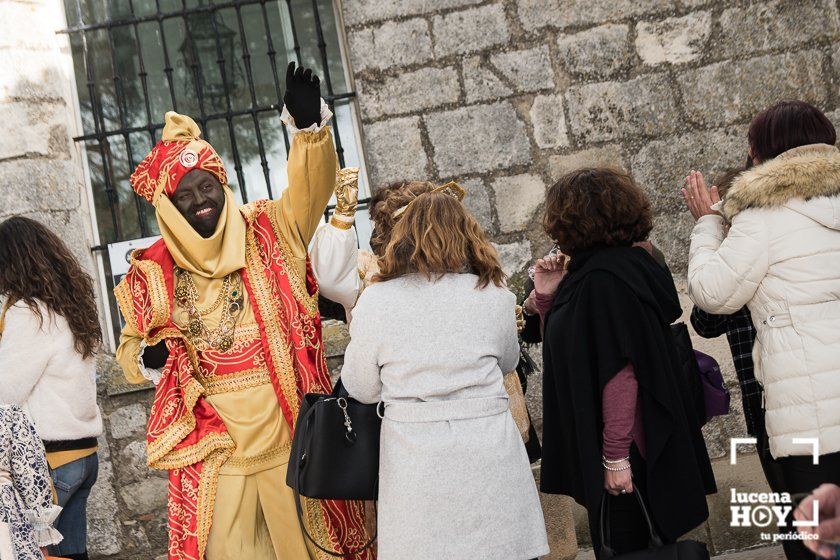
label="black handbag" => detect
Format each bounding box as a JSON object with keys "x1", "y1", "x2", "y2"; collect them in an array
[
  {"x1": 600, "y1": 491, "x2": 710, "y2": 560},
  {"x1": 286, "y1": 380, "x2": 381, "y2": 556}
]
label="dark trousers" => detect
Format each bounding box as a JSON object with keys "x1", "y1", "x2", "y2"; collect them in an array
[{"x1": 777, "y1": 450, "x2": 840, "y2": 560}]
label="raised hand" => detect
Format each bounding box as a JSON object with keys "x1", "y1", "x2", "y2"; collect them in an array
[
  {"x1": 533, "y1": 253, "x2": 567, "y2": 297},
  {"x1": 681, "y1": 170, "x2": 721, "y2": 221},
  {"x1": 284, "y1": 61, "x2": 322, "y2": 130}
]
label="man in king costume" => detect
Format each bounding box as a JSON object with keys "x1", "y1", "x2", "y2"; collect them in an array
[{"x1": 114, "y1": 63, "x2": 373, "y2": 560}]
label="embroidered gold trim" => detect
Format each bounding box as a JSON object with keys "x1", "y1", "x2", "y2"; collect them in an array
[
  {"x1": 154, "y1": 431, "x2": 234, "y2": 471},
  {"x1": 244, "y1": 224, "x2": 302, "y2": 418},
  {"x1": 233, "y1": 322, "x2": 261, "y2": 341},
  {"x1": 262, "y1": 202, "x2": 319, "y2": 317},
  {"x1": 223, "y1": 440, "x2": 291, "y2": 470},
  {"x1": 146, "y1": 374, "x2": 206, "y2": 466},
  {"x1": 329, "y1": 216, "x2": 354, "y2": 230},
  {"x1": 197, "y1": 446, "x2": 233, "y2": 558},
  {"x1": 198, "y1": 368, "x2": 272, "y2": 396},
  {"x1": 114, "y1": 277, "x2": 139, "y2": 334},
  {"x1": 304, "y1": 497, "x2": 341, "y2": 560},
  {"x1": 134, "y1": 258, "x2": 172, "y2": 330}
]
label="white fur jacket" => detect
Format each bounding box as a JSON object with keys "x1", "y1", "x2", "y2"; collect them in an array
[
  {"x1": 0, "y1": 300, "x2": 103, "y2": 442},
  {"x1": 688, "y1": 143, "x2": 840, "y2": 459}
]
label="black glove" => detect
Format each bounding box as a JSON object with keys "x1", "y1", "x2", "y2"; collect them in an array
[
  {"x1": 284, "y1": 61, "x2": 322, "y2": 130},
  {"x1": 142, "y1": 339, "x2": 169, "y2": 370}
]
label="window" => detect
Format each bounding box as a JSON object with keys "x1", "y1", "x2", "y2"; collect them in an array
[{"x1": 59, "y1": 0, "x2": 369, "y2": 346}]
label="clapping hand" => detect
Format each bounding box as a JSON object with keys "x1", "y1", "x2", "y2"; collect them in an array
[
  {"x1": 681, "y1": 170, "x2": 721, "y2": 221},
  {"x1": 533, "y1": 253, "x2": 567, "y2": 296},
  {"x1": 795, "y1": 484, "x2": 840, "y2": 559},
  {"x1": 284, "y1": 61, "x2": 322, "y2": 130}
]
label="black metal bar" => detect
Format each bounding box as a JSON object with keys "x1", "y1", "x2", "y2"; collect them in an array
[
  {"x1": 181, "y1": 1, "x2": 210, "y2": 140},
  {"x1": 259, "y1": 0, "x2": 290, "y2": 155},
  {"x1": 233, "y1": 3, "x2": 273, "y2": 198},
  {"x1": 58, "y1": 0, "x2": 271, "y2": 34},
  {"x1": 128, "y1": 0, "x2": 157, "y2": 235},
  {"x1": 105, "y1": 20, "x2": 148, "y2": 237},
  {"x1": 207, "y1": 6, "x2": 247, "y2": 201},
  {"x1": 76, "y1": 2, "x2": 122, "y2": 241},
  {"x1": 283, "y1": 0, "x2": 302, "y2": 65},
  {"x1": 309, "y1": 0, "x2": 345, "y2": 167},
  {"x1": 155, "y1": 0, "x2": 179, "y2": 113}
]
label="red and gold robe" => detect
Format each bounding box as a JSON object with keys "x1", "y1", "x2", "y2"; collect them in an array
[{"x1": 115, "y1": 200, "x2": 372, "y2": 560}]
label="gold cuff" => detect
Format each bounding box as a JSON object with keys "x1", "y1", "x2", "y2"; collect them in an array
[{"x1": 330, "y1": 216, "x2": 354, "y2": 230}]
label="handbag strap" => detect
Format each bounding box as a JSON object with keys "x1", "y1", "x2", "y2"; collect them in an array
[
  {"x1": 600, "y1": 489, "x2": 663, "y2": 558},
  {"x1": 291, "y1": 401, "x2": 378, "y2": 557}
]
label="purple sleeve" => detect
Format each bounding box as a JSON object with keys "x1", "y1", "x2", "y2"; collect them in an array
[
  {"x1": 602, "y1": 362, "x2": 638, "y2": 461},
  {"x1": 534, "y1": 290, "x2": 555, "y2": 320}
]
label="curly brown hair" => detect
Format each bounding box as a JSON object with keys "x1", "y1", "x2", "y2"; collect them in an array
[
  {"x1": 375, "y1": 190, "x2": 505, "y2": 289},
  {"x1": 543, "y1": 168, "x2": 653, "y2": 255},
  {"x1": 0, "y1": 217, "x2": 102, "y2": 358},
  {"x1": 368, "y1": 181, "x2": 435, "y2": 256}
]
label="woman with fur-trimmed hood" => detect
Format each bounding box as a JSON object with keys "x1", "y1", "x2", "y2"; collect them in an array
[{"x1": 683, "y1": 100, "x2": 840, "y2": 560}]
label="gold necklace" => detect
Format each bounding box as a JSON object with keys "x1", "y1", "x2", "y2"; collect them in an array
[{"x1": 174, "y1": 268, "x2": 244, "y2": 352}]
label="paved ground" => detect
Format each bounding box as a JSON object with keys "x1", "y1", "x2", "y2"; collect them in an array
[{"x1": 575, "y1": 545, "x2": 785, "y2": 559}]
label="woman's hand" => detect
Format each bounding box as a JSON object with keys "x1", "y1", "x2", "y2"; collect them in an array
[
  {"x1": 604, "y1": 460, "x2": 634, "y2": 496},
  {"x1": 523, "y1": 290, "x2": 539, "y2": 315},
  {"x1": 681, "y1": 171, "x2": 721, "y2": 221},
  {"x1": 533, "y1": 253, "x2": 567, "y2": 296}
]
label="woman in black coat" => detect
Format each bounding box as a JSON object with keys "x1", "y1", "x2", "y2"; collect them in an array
[{"x1": 538, "y1": 168, "x2": 716, "y2": 558}]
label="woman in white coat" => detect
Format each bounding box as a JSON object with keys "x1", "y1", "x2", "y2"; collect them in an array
[
  {"x1": 340, "y1": 187, "x2": 549, "y2": 560},
  {"x1": 684, "y1": 100, "x2": 840, "y2": 560}
]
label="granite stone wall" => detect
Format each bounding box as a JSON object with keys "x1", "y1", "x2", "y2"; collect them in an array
[{"x1": 342, "y1": 0, "x2": 840, "y2": 276}]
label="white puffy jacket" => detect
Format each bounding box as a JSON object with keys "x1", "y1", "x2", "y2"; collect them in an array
[{"x1": 688, "y1": 144, "x2": 840, "y2": 459}]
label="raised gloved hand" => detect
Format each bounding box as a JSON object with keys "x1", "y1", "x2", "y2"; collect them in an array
[
  {"x1": 284, "y1": 61, "x2": 322, "y2": 130},
  {"x1": 333, "y1": 167, "x2": 360, "y2": 219}
]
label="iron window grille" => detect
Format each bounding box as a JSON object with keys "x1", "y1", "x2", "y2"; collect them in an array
[{"x1": 58, "y1": 0, "x2": 370, "y2": 346}]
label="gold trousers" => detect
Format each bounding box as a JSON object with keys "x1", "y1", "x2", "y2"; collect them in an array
[{"x1": 205, "y1": 463, "x2": 318, "y2": 560}]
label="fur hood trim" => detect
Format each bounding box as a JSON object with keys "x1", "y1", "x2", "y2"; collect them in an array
[{"x1": 722, "y1": 144, "x2": 840, "y2": 219}]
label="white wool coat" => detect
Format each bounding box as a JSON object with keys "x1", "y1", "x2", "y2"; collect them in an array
[
  {"x1": 0, "y1": 299, "x2": 103, "y2": 442},
  {"x1": 341, "y1": 274, "x2": 549, "y2": 560},
  {"x1": 688, "y1": 144, "x2": 840, "y2": 459}
]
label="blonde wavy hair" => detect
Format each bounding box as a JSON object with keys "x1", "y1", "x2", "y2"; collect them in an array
[
  {"x1": 374, "y1": 190, "x2": 505, "y2": 289},
  {"x1": 368, "y1": 181, "x2": 436, "y2": 256}
]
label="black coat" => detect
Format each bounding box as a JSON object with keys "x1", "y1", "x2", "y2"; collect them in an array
[{"x1": 540, "y1": 246, "x2": 716, "y2": 548}]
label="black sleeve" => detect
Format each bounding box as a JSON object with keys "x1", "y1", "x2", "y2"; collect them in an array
[
  {"x1": 521, "y1": 312, "x2": 542, "y2": 344},
  {"x1": 689, "y1": 306, "x2": 728, "y2": 339}
]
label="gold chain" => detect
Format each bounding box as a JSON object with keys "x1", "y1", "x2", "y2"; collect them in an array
[{"x1": 174, "y1": 268, "x2": 244, "y2": 352}]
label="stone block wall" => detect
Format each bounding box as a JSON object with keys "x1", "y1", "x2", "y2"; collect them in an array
[
  {"x1": 0, "y1": 0, "x2": 99, "y2": 276},
  {"x1": 341, "y1": 0, "x2": 840, "y2": 275}
]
